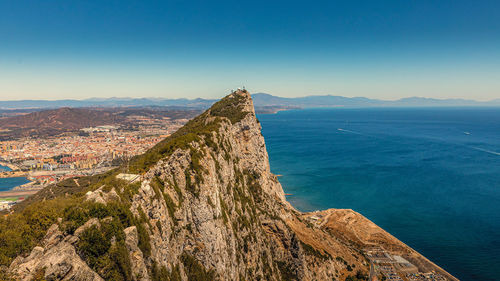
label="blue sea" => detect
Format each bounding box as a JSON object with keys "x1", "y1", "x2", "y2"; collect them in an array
[
  {"x1": 0, "y1": 165, "x2": 30, "y2": 192},
  {"x1": 258, "y1": 107, "x2": 500, "y2": 281}
]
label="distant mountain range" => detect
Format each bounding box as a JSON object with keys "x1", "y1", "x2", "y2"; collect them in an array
[
  {"x1": 0, "y1": 93, "x2": 499, "y2": 110},
  {"x1": 0, "y1": 97, "x2": 216, "y2": 110},
  {"x1": 251, "y1": 93, "x2": 500, "y2": 108}
]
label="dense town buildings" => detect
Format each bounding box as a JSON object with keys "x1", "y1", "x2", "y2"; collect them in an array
[
  {"x1": 1, "y1": 122, "x2": 185, "y2": 169},
  {"x1": 0, "y1": 120, "x2": 188, "y2": 210}
]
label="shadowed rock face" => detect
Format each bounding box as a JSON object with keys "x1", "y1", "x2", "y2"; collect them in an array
[{"x1": 8, "y1": 90, "x2": 457, "y2": 281}]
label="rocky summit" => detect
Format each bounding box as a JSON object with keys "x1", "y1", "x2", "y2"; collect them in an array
[{"x1": 2, "y1": 90, "x2": 457, "y2": 281}]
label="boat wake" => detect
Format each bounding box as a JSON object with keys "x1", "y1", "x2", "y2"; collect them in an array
[
  {"x1": 337, "y1": 128, "x2": 365, "y2": 135},
  {"x1": 469, "y1": 146, "x2": 500, "y2": 156}
]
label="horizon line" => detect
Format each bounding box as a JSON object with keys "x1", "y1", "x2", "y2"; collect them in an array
[{"x1": 0, "y1": 93, "x2": 499, "y2": 103}]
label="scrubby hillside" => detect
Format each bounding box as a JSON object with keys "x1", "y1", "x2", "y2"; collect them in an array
[
  {"x1": 0, "y1": 90, "x2": 455, "y2": 281},
  {"x1": 0, "y1": 107, "x2": 123, "y2": 140}
]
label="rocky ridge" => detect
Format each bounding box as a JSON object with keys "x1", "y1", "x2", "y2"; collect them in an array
[{"x1": 6, "y1": 90, "x2": 457, "y2": 281}]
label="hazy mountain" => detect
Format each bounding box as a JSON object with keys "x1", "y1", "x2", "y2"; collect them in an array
[
  {"x1": 251, "y1": 93, "x2": 383, "y2": 107},
  {"x1": 0, "y1": 107, "x2": 201, "y2": 140},
  {"x1": 1, "y1": 93, "x2": 499, "y2": 110},
  {"x1": 0, "y1": 107, "x2": 124, "y2": 140},
  {"x1": 0, "y1": 98, "x2": 217, "y2": 109},
  {"x1": 251, "y1": 93, "x2": 500, "y2": 108}
]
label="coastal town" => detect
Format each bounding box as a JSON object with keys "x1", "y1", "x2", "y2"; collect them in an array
[{"x1": 0, "y1": 118, "x2": 189, "y2": 211}]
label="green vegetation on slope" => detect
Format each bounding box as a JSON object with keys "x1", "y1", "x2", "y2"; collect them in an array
[
  {"x1": 10, "y1": 173, "x2": 110, "y2": 213},
  {"x1": 180, "y1": 252, "x2": 216, "y2": 281},
  {"x1": 0, "y1": 177, "x2": 170, "y2": 280},
  {"x1": 209, "y1": 91, "x2": 249, "y2": 124},
  {"x1": 0, "y1": 91, "x2": 251, "y2": 279},
  {"x1": 127, "y1": 91, "x2": 249, "y2": 174},
  {"x1": 150, "y1": 261, "x2": 182, "y2": 281},
  {"x1": 0, "y1": 197, "x2": 80, "y2": 267}
]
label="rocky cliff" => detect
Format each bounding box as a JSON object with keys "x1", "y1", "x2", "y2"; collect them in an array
[{"x1": 5, "y1": 90, "x2": 457, "y2": 281}]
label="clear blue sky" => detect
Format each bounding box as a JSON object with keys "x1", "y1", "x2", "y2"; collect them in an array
[{"x1": 0, "y1": 0, "x2": 499, "y2": 100}]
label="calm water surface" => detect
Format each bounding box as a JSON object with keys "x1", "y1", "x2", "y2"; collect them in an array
[
  {"x1": 0, "y1": 165, "x2": 30, "y2": 192},
  {"x1": 258, "y1": 107, "x2": 500, "y2": 281}
]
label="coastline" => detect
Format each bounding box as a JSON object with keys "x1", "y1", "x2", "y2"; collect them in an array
[
  {"x1": 259, "y1": 107, "x2": 500, "y2": 280},
  {"x1": 255, "y1": 106, "x2": 300, "y2": 114},
  {"x1": 0, "y1": 161, "x2": 20, "y2": 171},
  {"x1": 0, "y1": 164, "x2": 38, "y2": 199},
  {"x1": 301, "y1": 208, "x2": 460, "y2": 281}
]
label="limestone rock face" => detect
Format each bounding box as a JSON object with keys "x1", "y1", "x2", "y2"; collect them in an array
[
  {"x1": 8, "y1": 90, "x2": 456, "y2": 281},
  {"x1": 9, "y1": 224, "x2": 103, "y2": 281},
  {"x1": 85, "y1": 186, "x2": 120, "y2": 204},
  {"x1": 124, "y1": 226, "x2": 149, "y2": 281},
  {"x1": 119, "y1": 90, "x2": 355, "y2": 280}
]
